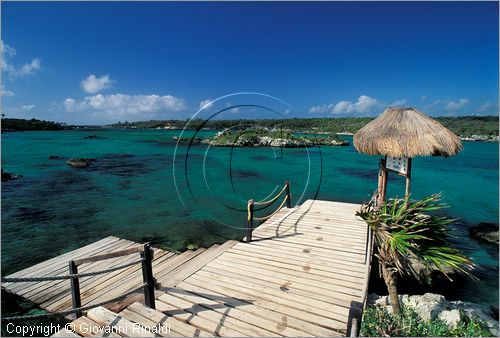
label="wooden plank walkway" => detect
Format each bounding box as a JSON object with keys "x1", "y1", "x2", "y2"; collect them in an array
[
  {"x1": 153, "y1": 199, "x2": 371, "y2": 337},
  {"x1": 3, "y1": 199, "x2": 372, "y2": 337},
  {"x1": 2, "y1": 237, "x2": 234, "y2": 318}
]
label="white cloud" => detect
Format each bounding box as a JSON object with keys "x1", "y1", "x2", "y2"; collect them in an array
[
  {"x1": 80, "y1": 74, "x2": 114, "y2": 94},
  {"x1": 309, "y1": 104, "x2": 333, "y2": 114},
  {"x1": 16, "y1": 58, "x2": 41, "y2": 77},
  {"x1": 64, "y1": 93, "x2": 186, "y2": 118},
  {"x1": 353, "y1": 95, "x2": 379, "y2": 113},
  {"x1": 332, "y1": 101, "x2": 355, "y2": 114},
  {"x1": 0, "y1": 41, "x2": 16, "y2": 69},
  {"x1": 0, "y1": 84, "x2": 14, "y2": 97},
  {"x1": 477, "y1": 102, "x2": 498, "y2": 114},
  {"x1": 309, "y1": 104, "x2": 334, "y2": 114},
  {"x1": 421, "y1": 95, "x2": 427, "y2": 100},
  {"x1": 21, "y1": 104, "x2": 35, "y2": 111},
  {"x1": 388, "y1": 99, "x2": 407, "y2": 107},
  {"x1": 199, "y1": 99, "x2": 213, "y2": 110},
  {"x1": 1, "y1": 41, "x2": 41, "y2": 78},
  {"x1": 445, "y1": 98, "x2": 469, "y2": 112},
  {"x1": 310, "y1": 95, "x2": 380, "y2": 115}
]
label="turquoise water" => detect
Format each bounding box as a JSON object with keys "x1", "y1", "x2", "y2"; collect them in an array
[{"x1": 1, "y1": 129, "x2": 498, "y2": 306}]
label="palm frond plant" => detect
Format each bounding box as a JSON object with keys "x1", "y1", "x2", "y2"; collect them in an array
[{"x1": 357, "y1": 193, "x2": 475, "y2": 316}]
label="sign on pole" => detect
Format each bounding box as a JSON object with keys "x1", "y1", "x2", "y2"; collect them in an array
[{"x1": 385, "y1": 156, "x2": 409, "y2": 175}]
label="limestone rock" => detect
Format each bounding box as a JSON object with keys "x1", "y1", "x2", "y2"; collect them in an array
[
  {"x1": 66, "y1": 158, "x2": 95, "y2": 168},
  {"x1": 1, "y1": 169, "x2": 22, "y2": 182},
  {"x1": 438, "y1": 309, "x2": 461, "y2": 329},
  {"x1": 469, "y1": 222, "x2": 499, "y2": 245},
  {"x1": 366, "y1": 293, "x2": 499, "y2": 335},
  {"x1": 451, "y1": 301, "x2": 499, "y2": 336}
]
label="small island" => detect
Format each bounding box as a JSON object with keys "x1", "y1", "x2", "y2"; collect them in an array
[{"x1": 198, "y1": 128, "x2": 349, "y2": 147}]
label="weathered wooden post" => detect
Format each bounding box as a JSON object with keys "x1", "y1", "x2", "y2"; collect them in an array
[
  {"x1": 246, "y1": 199, "x2": 254, "y2": 243},
  {"x1": 285, "y1": 180, "x2": 291, "y2": 208},
  {"x1": 376, "y1": 158, "x2": 388, "y2": 209},
  {"x1": 69, "y1": 260, "x2": 82, "y2": 319},
  {"x1": 405, "y1": 158, "x2": 412, "y2": 198},
  {"x1": 141, "y1": 243, "x2": 155, "y2": 309}
]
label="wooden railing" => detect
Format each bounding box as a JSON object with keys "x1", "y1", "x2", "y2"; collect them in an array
[
  {"x1": 246, "y1": 181, "x2": 291, "y2": 243},
  {"x1": 1, "y1": 243, "x2": 156, "y2": 321},
  {"x1": 69, "y1": 243, "x2": 156, "y2": 318}
]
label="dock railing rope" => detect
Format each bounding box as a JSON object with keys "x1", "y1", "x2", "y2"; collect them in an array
[
  {"x1": 246, "y1": 181, "x2": 291, "y2": 243},
  {"x1": 1, "y1": 243, "x2": 156, "y2": 321}
]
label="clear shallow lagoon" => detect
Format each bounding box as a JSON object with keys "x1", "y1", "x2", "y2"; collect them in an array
[{"x1": 1, "y1": 129, "x2": 498, "y2": 306}]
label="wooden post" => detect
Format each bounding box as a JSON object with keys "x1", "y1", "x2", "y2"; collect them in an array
[
  {"x1": 376, "y1": 158, "x2": 388, "y2": 208},
  {"x1": 405, "y1": 158, "x2": 412, "y2": 198},
  {"x1": 246, "y1": 199, "x2": 254, "y2": 243},
  {"x1": 285, "y1": 181, "x2": 291, "y2": 208},
  {"x1": 69, "y1": 260, "x2": 82, "y2": 319},
  {"x1": 141, "y1": 244, "x2": 155, "y2": 309}
]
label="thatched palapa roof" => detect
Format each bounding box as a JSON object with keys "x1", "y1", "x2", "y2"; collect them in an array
[{"x1": 353, "y1": 107, "x2": 462, "y2": 158}]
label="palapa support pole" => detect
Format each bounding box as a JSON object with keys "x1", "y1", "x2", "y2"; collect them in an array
[
  {"x1": 405, "y1": 158, "x2": 412, "y2": 198},
  {"x1": 376, "y1": 158, "x2": 388, "y2": 209}
]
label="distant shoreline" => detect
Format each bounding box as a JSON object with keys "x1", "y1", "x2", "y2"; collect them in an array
[
  {"x1": 3, "y1": 126, "x2": 499, "y2": 142},
  {"x1": 1, "y1": 117, "x2": 499, "y2": 142}
]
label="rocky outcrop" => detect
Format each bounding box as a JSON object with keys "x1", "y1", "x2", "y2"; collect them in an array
[
  {"x1": 469, "y1": 222, "x2": 499, "y2": 245},
  {"x1": 405, "y1": 256, "x2": 455, "y2": 285},
  {"x1": 202, "y1": 135, "x2": 349, "y2": 147},
  {"x1": 66, "y1": 158, "x2": 95, "y2": 168},
  {"x1": 367, "y1": 293, "x2": 499, "y2": 335},
  {"x1": 1, "y1": 170, "x2": 22, "y2": 182},
  {"x1": 460, "y1": 135, "x2": 499, "y2": 142},
  {"x1": 438, "y1": 309, "x2": 461, "y2": 329}
]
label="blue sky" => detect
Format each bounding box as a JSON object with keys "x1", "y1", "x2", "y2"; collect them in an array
[{"x1": 1, "y1": 1, "x2": 498, "y2": 124}]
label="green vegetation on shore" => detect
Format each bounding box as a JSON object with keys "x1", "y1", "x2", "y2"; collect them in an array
[
  {"x1": 361, "y1": 305, "x2": 493, "y2": 337},
  {"x1": 1, "y1": 118, "x2": 66, "y2": 132},
  {"x1": 109, "y1": 116, "x2": 498, "y2": 137},
  {"x1": 1, "y1": 116, "x2": 498, "y2": 137},
  {"x1": 201, "y1": 128, "x2": 348, "y2": 147}
]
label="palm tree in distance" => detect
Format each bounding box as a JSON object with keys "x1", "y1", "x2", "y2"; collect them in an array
[{"x1": 357, "y1": 193, "x2": 476, "y2": 315}]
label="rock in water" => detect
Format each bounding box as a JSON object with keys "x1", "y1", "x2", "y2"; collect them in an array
[
  {"x1": 1, "y1": 169, "x2": 23, "y2": 182},
  {"x1": 66, "y1": 158, "x2": 95, "y2": 168},
  {"x1": 49, "y1": 155, "x2": 64, "y2": 160},
  {"x1": 469, "y1": 222, "x2": 499, "y2": 245}
]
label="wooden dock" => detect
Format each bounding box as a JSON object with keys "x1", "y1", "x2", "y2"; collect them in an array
[{"x1": 2, "y1": 199, "x2": 372, "y2": 337}]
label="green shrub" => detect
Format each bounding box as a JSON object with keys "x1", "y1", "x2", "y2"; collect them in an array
[{"x1": 360, "y1": 304, "x2": 493, "y2": 337}]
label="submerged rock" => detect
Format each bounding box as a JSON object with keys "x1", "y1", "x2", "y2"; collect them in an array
[
  {"x1": 83, "y1": 134, "x2": 106, "y2": 139},
  {"x1": 49, "y1": 155, "x2": 64, "y2": 160},
  {"x1": 66, "y1": 158, "x2": 95, "y2": 168},
  {"x1": 469, "y1": 222, "x2": 499, "y2": 245},
  {"x1": 1, "y1": 169, "x2": 22, "y2": 182}
]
